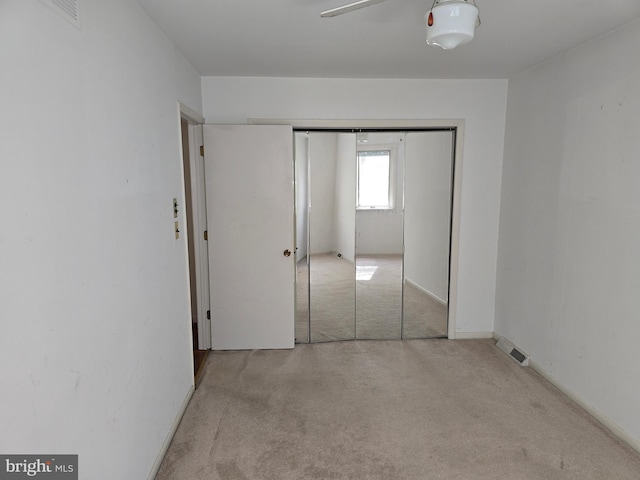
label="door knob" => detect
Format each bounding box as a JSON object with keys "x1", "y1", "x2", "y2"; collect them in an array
[{"x1": 283, "y1": 249, "x2": 291, "y2": 257}]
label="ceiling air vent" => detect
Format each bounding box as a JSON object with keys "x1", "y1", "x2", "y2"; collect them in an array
[
  {"x1": 495, "y1": 337, "x2": 530, "y2": 366},
  {"x1": 40, "y1": 0, "x2": 81, "y2": 29}
]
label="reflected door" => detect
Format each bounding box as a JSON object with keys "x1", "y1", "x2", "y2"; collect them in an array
[{"x1": 403, "y1": 131, "x2": 453, "y2": 338}]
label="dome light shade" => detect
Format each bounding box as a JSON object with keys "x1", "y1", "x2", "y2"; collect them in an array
[{"x1": 426, "y1": 0, "x2": 479, "y2": 50}]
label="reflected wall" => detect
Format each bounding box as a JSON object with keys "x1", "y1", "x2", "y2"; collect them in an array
[{"x1": 403, "y1": 131, "x2": 453, "y2": 338}]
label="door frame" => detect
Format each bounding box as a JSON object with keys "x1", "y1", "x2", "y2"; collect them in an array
[
  {"x1": 249, "y1": 118, "x2": 463, "y2": 340},
  {"x1": 179, "y1": 103, "x2": 211, "y2": 350}
]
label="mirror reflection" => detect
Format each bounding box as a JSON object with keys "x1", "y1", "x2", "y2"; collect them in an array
[
  {"x1": 294, "y1": 132, "x2": 310, "y2": 343},
  {"x1": 355, "y1": 133, "x2": 405, "y2": 339},
  {"x1": 403, "y1": 131, "x2": 452, "y2": 338},
  {"x1": 308, "y1": 133, "x2": 356, "y2": 342},
  {"x1": 295, "y1": 129, "x2": 454, "y2": 343}
]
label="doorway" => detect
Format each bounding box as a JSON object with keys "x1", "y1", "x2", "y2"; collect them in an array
[{"x1": 179, "y1": 104, "x2": 210, "y2": 383}]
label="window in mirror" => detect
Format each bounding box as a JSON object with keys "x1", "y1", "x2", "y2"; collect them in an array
[{"x1": 357, "y1": 150, "x2": 391, "y2": 209}]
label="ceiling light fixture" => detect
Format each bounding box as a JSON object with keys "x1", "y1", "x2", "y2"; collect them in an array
[{"x1": 426, "y1": 0, "x2": 480, "y2": 50}]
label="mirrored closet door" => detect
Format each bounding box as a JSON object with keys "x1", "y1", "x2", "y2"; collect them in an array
[
  {"x1": 355, "y1": 133, "x2": 405, "y2": 340},
  {"x1": 294, "y1": 129, "x2": 453, "y2": 343},
  {"x1": 295, "y1": 132, "x2": 356, "y2": 343},
  {"x1": 294, "y1": 133, "x2": 310, "y2": 343},
  {"x1": 403, "y1": 131, "x2": 453, "y2": 338}
]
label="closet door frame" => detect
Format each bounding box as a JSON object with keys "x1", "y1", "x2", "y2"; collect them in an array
[{"x1": 250, "y1": 118, "x2": 464, "y2": 340}]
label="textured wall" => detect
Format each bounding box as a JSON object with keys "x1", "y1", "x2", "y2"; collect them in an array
[
  {"x1": 0, "y1": 1, "x2": 202, "y2": 478},
  {"x1": 496, "y1": 18, "x2": 640, "y2": 449}
]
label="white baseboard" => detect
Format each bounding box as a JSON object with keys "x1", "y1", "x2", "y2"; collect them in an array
[
  {"x1": 493, "y1": 334, "x2": 640, "y2": 455},
  {"x1": 453, "y1": 331, "x2": 495, "y2": 339},
  {"x1": 147, "y1": 385, "x2": 195, "y2": 480},
  {"x1": 404, "y1": 278, "x2": 447, "y2": 305},
  {"x1": 529, "y1": 360, "x2": 640, "y2": 456}
]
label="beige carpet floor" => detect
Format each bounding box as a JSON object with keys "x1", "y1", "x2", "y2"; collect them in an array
[
  {"x1": 156, "y1": 339, "x2": 640, "y2": 480},
  {"x1": 296, "y1": 254, "x2": 447, "y2": 343}
]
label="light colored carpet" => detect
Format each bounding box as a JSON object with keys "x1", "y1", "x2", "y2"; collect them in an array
[
  {"x1": 156, "y1": 339, "x2": 640, "y2": 480},
  {"x1": 403, "y1": 281, "x2": 447, "y2": 339},
  {"x1": 296, "y1": 254, "x2": 447, "y2": 343},
  {"x1": 309, "y1": 254, "x2": 356, "y2": 342},
  {"x1": 355, "y1": 255, "x2": 403, "y2": 339}
]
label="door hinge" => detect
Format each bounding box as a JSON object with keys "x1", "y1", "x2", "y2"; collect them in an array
[
  {"x1": 203, "y1": 230, "x2": 208, "y2": 241},
  {"x1": 206, "y1": 310, "x2": 211, "y2": 320},
  {"x1": 199, "y1": 145, "x2": 204, "y2": 156}
]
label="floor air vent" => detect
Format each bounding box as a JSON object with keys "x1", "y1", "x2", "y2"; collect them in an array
[
  {"x1": 495, "y1": 337, "x2": 529, "y2": 366},
  {"x1": 40, "y1": 0, "x2": 81, "y2": 28}
]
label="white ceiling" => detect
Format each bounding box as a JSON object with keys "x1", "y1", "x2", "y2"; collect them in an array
[{"x1": 137, "y1": 0, "x2": 640, "y2": 79}]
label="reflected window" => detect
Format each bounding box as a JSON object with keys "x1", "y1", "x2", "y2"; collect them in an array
[{"x1": 357, "y1": 150, "x2": 391, "y2": 209}]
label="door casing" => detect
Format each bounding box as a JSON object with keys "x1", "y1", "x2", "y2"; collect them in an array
[
  {"x1": 179, "y1": 103, "x2": 211, "y2": 350},
  {"x1": 249, "y1": 118, "x2": 464, "y2": 340}
]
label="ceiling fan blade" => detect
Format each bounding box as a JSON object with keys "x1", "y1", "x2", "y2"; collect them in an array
[{"x1": 320, "y1": 0, "x2": 390, "y2": 18}]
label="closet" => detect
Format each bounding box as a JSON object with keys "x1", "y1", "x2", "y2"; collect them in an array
[{"x1": 294, "y1": 130, "x2": 454, "y2": 343}]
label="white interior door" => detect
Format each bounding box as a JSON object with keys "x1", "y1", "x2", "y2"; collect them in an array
[{"x1": 203, "y1": 125, "x2": 295, "y2": 350}]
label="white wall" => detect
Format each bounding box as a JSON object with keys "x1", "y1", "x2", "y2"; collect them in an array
[
  {"x1": 309, "y1": 133, "x2": 338, "y2": 254},
  {"x1": 356, "y1": 210, "x2": 404, "y2": 254},
  {"x1": 334, "y1": 134, "x2": 356, "y2": 262},
  {"x1": 202, "y1": 77, "x2": 508, "y2": 335},
  {"x1": 404, "y1": 131, "x2": 453, "y2": 303},
  {"x1": 495, "y1": 19, "x2": 640, "y2": 447},
  {"x1": 0, "y1": 1, "x2": 202, "y2": 479}
]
